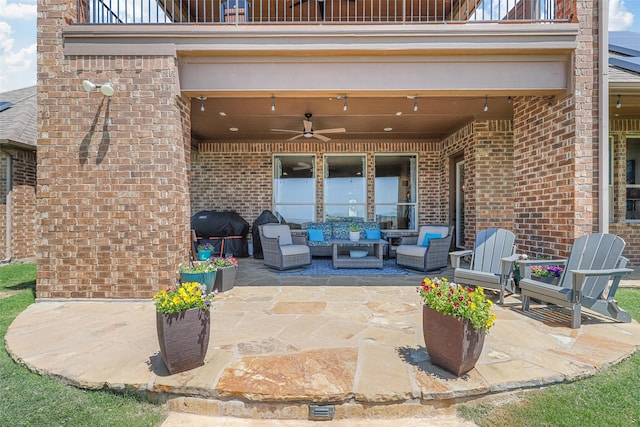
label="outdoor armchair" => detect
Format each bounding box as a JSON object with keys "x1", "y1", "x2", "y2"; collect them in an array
[
  {"x1": 259, "y1": 224, "x2": 311, "y2": 271},
  {"x1": 449, "y1": 228, "x2": 517, "y2": 304},
  {"x1": 520, "y1": 233, "x2": 633, "y2": 328},
  {"x1": 395, "y1": 224, "x2": 453, "y2": 272}
]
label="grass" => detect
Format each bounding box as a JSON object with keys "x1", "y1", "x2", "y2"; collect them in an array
[
  {"x1": 0, "y1": 262, "x2": 168, "y2": 427},
  {"x1": 459, "y1": 287, "x2": 640, "y2": 427}
]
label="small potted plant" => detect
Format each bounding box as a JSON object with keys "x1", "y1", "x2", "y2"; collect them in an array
[
  {"x1": 196, "y1": 242, "x2": 214, "y2": 261},
  {"x1": 153, "y1": 282, "x2": 215, "y2": 374},
  {"x1": 211, "y1": 256, "x2": 239, "y2": 292},
  {"x1": 530, "y1": 265, "x2": 564, "y2": 285},
  {"x1": 349, "y1": 224, "x2": 360, "y2": 242},
  {"x1": 179, "y1": 261, "x2": 217, "y2": 294},
  {"x1": 417, "y1": 277, "x2": 496, "y2": 376}
]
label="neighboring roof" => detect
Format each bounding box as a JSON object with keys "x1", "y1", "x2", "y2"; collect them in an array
[{"x1": 0, "y1": 85, "x2": 37, "y2": 149}]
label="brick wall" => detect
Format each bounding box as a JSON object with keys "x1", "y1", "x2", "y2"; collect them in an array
[
  {"x1": 610, "y1": 119, "x2": 640, "y2": 264},
  {"x1": 512, "y1": 95, "x2": 578, "y2": 258},
  {"x1": 37, "y1": 0, "x2": 191, "y2": 298},
  {"x1": 11, "y1": 149, "x2": 38, "y2": 260},
  {"x1": 508, "y1": 1, "x2": 599, "y2": 260},
  {"x1": 0, "y1": 150, "x2": 37, "y2": 261},
  {"x1": 191, "y1": 140, "x2": 445, "y2": 228},
  {"x1": 0, "y1": 154, "x2": 7, "y2": 260},
  {"x1": 440, "y1": 120, "x2": 514, "y2": 248}
]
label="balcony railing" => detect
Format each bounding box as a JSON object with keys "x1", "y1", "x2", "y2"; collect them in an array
[{"x1": 80, "y1": 0, "x2": 572, "y2": 25}]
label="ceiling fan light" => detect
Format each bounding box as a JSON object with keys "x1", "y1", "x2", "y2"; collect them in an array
[{"x1": 303, "y1": 132, "x2": 313, "y2": 138}]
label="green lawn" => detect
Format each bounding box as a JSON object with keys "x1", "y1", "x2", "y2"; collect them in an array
[
  {"x1": 459, "y1": 287, "x2": 640, "y2": 427},
  {"x1": 0, "y1": 262, "x2": 168, "y2": 427}
]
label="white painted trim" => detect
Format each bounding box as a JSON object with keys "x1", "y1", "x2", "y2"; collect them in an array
[{"x1": 599, "y1": 0, "x2": 609, "y2": 232}]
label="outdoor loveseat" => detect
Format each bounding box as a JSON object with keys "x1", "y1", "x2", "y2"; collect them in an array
[{"x1": 304, "y1": 221, "x2": 382, "y2": 257}]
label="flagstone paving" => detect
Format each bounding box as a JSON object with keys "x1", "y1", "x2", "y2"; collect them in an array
[{"x1": 5, "y1": 257, "x2": 640, "y2": 423}]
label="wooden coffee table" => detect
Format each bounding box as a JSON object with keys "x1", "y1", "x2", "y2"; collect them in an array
[{"x1": 329, "y1": 239, "x2": 388, "y2": 269}]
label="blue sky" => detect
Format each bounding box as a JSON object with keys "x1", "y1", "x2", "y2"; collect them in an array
[{"x1": 1, "y1": 0, "x2": 640, "y2": 93}]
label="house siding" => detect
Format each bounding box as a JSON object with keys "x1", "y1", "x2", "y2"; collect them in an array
[
  {"x1": 0, "y1": 150, "x2": 37, "y2": 261},
  {"x1": 610, "y1": 119, "x2": 640, "y2": 264},
  {"x1": 191, "y1": 140, "x2": 446, "y2": 226},
  {"x1": 36, "y1": 50, "x2": 191, "y2": 297},
  {"x1": 36, "y1": 0, "x2": 604, "y2": 299}
]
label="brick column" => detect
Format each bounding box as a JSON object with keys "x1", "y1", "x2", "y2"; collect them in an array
[
  {"x1": 37, "y1": 2, "x2": 191, "y2": 298},
  {"x1": 512, "y1": 1, "x2": 600, "y2": 259}
]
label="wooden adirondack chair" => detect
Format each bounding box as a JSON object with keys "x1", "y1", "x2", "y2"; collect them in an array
[
  {"x1": 520, "y1": 233, "x2": 633, "y2": 329},
  {"x1": 449, "y1": 228, "x2": 517, "y2": 304}
]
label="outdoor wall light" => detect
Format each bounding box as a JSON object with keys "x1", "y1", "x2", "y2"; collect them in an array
[
  {"x1": 617, "y1": 95, "x2": 622, "y2": 109},
  {"x1": 82, "y1": 80, "x2": 115, "y2": 97},
  {"x1": 483, "y1": 96, "x2": 489, "y2": 112},
  {"x1": 271, "y1": 95, "x2": 276, "y2": 111}
]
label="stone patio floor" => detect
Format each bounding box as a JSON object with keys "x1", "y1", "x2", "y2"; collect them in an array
[{"x1": 5, "y1": 257, "x2": 640, "y2": 424}]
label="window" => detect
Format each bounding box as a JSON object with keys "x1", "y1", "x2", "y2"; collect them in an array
[
  {"x1": 273, "y1": 155, "x2": 316, "y2": 226},
  {"x1": 374, "y1": 155, "x2": 417, "y2": 230},
  {"x1": 626, "y1": 137, "x2": 640, "y2": 221},
  {"x1": 324, "y1": 155, "x2": 366, "y2": 221}
]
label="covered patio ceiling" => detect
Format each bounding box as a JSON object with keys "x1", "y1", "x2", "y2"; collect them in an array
[
  {"x1": 190, "y1": 92, "x2": 640, "y2": 141},
  {"x1": 189, "y1": 95, "x2": 516, "y2": 141}
]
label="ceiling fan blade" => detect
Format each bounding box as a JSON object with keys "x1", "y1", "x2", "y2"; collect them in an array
[
  {"x1": 287, "y1": 134, "x2": 305, "y2": 141},
  {"x1": 315, "y1": 128, "x2": 346, "y2": 134},
  {"x1": 313, "y1": 133, "x2": 331, "y2": 142},
  {"x1": 289, "y1": 0, "x2": 310, "y2": 8},
  {"x1": 271, "y1": 128, "x2": 302, "y2": 133},
  {"x1": 303, "y1": 120, "x2": 313, "y2": 133}
]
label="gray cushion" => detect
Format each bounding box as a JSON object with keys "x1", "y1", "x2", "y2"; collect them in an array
[
  {"x1": 262, "y1": 224, "x2": 293, "y2": 246},
  {"x1": 396, "y1": 245, "x2": 427, "y2": 257},
  {"x1": 280, "y1": 244, "x2": 310, "y2": 256},
  {"x1": 417, "y1": 226, "x2": 449, "y2": 246}
]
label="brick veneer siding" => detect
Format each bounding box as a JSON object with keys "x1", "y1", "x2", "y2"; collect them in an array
[
  {"x1": 37, "y1": 2, "x2": 191, "y2": 298},
  {"x1": 610, "y1": 119, "x2": 640, "y2": 264},
  {"x1": 191, "y1": 140, "x2": 446, "y2": 228},
  {"x1": 0, "y1": 154, "x2": 7, "y2": 260},
  {"x1": 441, "y1": 120, "x2": 514, "y2": 248},
  {"x1": 510, "y1": 0, "x2": 600, "y2": 260},
  {"x1": 0, "y1": 150, "x2": 37, "y2": 261},
  {"x1": 10, "y1": 149, "x2": 38, "y2": 260}
]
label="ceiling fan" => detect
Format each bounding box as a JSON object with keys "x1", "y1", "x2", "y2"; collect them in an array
[
  {"x1": 289, "y1": 0, "x2": 357, "y2": 21},
  {"x1": 292, "y1": 161, "x2": 313, "y2": 171},
  {"x1": 271, "y1": 113, "x2": 346, "y2": 142}
]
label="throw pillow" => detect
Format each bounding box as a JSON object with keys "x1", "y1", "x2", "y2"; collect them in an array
[
  {"x1": 365, "y1": 229, "x2": 381, "y2": 240},
  {"x1": 307, "y1": 229, "x2": 324, "y2": 242},
  {"x1": 422, "y1": 233, "x2": 441, "y2": 247}
]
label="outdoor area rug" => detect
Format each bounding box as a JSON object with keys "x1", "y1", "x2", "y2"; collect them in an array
[{"x1": 277, "y1": 258, "x2": 414, "y2": 276}]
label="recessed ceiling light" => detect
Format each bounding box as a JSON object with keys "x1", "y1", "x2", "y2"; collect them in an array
[
  {"x1": 230, "y1": 127, "x2": 238, "y2": 132},
  {"x1": 219, "y1": 112, "x2": 226, "y2": 116},
  {"x1": 384, "y1": 127, "x2": 393, "y2": 132},
  {"x1": 396, "y1": 112, "x2": 402, "y2": 116}
]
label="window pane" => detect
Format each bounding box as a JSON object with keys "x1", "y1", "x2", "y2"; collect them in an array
[
  {"x1": 374, "y1": 155, "x2": 416, "y2": 230},
  {"x1": 273, "y1": 204, "x2": 315, "y2": 225},
  {"x1": 274, "y1": 155, "x2": 316, "y2": 224},
  {"x1": 324, "y1": 155, "x2": 366, "y2": 221}
]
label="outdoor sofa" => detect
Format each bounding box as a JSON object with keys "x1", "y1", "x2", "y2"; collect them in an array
[{"x1": 304, "y1": 221, "x2": 382, "y2": 257}]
